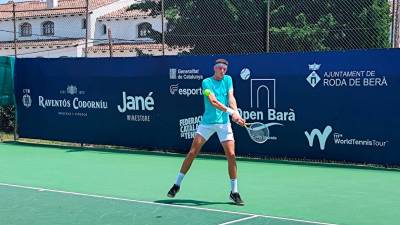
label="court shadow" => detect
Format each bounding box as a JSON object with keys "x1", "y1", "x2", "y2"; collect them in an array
[
  {"x1": 155, "y1": 199, "x2": 235, "y2": 206},
  {"x1": 66, "y1": 148, "x2": 85, "y2": 152}
]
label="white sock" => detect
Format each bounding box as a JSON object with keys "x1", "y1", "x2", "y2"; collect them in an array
[
  {"x1": 175, "y1": 172, "x2": 185, "y2": 186},
  {"x1": 230, "y1": 179, "x2": 238, "y2": 193}
]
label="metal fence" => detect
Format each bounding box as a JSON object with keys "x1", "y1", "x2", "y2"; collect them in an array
[
  {"x1": 0, "y1": 0, "x2": 399, "y2": 58},
  {"x1": 163, "y1": 0, "x2": 398, "y2": 54}
]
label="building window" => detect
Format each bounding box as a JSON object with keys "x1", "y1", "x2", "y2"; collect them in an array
[
  {"x1": 82, "y1": 19, "x2": 86, "y2": 29},
  {"x1": 103, "y1": 24, "x2": 107, "y2": 35},
  {"x1": 42, "y1": 21, "x2": 55, "y2": 36},
  {"x1": 138, "y1": 22, "x2": 152, "y2": 38},
  {"x1": 20, "y1": 22, "x2": 32, "y2": 37}
]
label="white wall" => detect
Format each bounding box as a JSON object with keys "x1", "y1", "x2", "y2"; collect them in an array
[
  {"x1": 0, "y1": 0, "x2": 181, "y2": 58},
  {"x1": 95, "y1": 16, "x2": 164, "y2": 42},
  {"x1": 0, "y1": 20, "x2": 16, "y2": 41},
  {"x1": 0, "y1": 45, "x2": 81, "y2": 58},
  {"x1": 1, "y1": 0, "x2": 138, "y2": 43},
  {"x1": 88, "y1": 0, "x2": 139, "y2": 40},
  {"x1": 0, "y1": 15, "x2": 87, "y2": 42}
]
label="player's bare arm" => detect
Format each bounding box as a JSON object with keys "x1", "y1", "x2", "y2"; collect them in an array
[
  {"x1": 228, "y1": 90, "x2": 245, "y2": 126},
  {"x1": 206, "y1": 92, "x2": 229, "y2": 112}
]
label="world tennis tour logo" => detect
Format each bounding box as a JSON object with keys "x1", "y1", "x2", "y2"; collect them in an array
[
  {"x1": 304, "y1": 125, "x2": 333, "y2": 150},
  {"x1": 305, "y1": 125, "x2": 389, "y2": 150}
]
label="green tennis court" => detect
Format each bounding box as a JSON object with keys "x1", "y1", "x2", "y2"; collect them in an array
[{"x1": 0, "y1": 142, "x2": 399, "y2": 225}]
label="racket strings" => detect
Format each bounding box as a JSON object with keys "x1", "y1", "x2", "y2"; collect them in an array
[{"x1": 247, "y1": 123, "x2": 269, "y2": 143}]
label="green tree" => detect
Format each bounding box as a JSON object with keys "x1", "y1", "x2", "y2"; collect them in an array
[
  {"x1": 130, "y1": 0, "x2": 391, "y2": 53},
  {"x1": 268, "y1": 0, "x2": 390, "y2": 51},
  {"x1": 130, "y1": 0, "x2": 266, "y2": 54},
  {"x1": 0, "y1": 105, "x2": 15, "y2": 133}
]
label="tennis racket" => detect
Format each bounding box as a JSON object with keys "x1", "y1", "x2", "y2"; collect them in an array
[{"x1": 244, "y1": 122, "x2": 283, "y2": 144}]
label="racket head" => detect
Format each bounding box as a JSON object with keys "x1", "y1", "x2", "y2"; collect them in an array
[{"x1": 245, "y1": 122, "x2": 270, "y2": 144}]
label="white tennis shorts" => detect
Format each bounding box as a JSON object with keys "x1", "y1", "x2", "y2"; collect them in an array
[{"x1": 196, "y1": 123, "x2": 234, "y2": 142}]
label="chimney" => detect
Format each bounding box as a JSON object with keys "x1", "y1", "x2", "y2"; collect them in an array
[{"x1": 47, "y1": 0, "x2": 58, "y2": 8}]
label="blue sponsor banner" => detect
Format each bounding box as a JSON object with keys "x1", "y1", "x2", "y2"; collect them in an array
[{"x1": 15, "y1": 49, "x2": 400, "y2": 165}]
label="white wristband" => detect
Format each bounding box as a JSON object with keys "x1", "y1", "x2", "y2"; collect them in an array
[{"x1": 226, "y1": 107, "x2": 236, "y2": 116}]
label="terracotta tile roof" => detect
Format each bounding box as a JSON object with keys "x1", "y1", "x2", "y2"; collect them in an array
[
  {"x1": 0, "y1": 0, "x2": 118, "y2": 19},
  {"x1": 99, "y1": 0, "x2": 160, "y2": 19},
  {"x1": 0, "y1": 38, "x2": 85, "y2": 48},
  {"x1": 99, "y1": 6, "x2": 153, "y2": 19}
]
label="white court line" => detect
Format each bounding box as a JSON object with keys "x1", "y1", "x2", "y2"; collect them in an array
[
  {"x1": 0, "y1": 182, "x2": 339, "y2": 225},
  {"x1": 218, "y1": 215, "x2": 259, "y2": 225}
]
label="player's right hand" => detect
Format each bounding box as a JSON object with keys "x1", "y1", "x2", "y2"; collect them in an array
[{"x1": 232, "y1": 113, "x2": 245, "y2": 127}]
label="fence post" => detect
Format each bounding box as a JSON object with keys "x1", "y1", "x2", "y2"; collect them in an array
[
  {"x1": 395, "y1": 1, "x2": 400, "y2": 48},
  {"x1": 161, "y1": 0, "x2": 165, "y2": 56},
  {"x1": 264, "y1": 0, "x2": 271, "y2": 52},
  {"x1": 391, "y1": 0, "x2": 396, "y2": 48},
  {"x1": 12, "y1": 3, "x2": 17, "y2": 57},
  {"x1": 108, "y1": 28, "x2": 113, "y2": 58},
  {"x1": 85, "y1": 0, "x2": 89, "y2": 57}
]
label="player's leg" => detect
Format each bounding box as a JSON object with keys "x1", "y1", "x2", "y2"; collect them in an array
[
  {"x1": 218, "y1": 124, "x2": 244, "y2": 205},
  {"x1": 221, "y1": 140, "x2": 237, "y2": 180},
  {"x1": 167, "y1": 125, "x2": 213, "y2": 198},
  {"x1": 180, "y1": 133, "x2": 206, "y2": 174}
]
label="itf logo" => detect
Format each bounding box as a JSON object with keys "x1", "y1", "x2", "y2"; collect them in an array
[
  {"x1": 304, "y1": 125, "x2": 333, "y2": 150},
  {"x1": 250, "y1": 79, "x2": 276, "y2": 109},
  {"x1": 306, "y1": 63, "x2": 321, "y2": 88}
]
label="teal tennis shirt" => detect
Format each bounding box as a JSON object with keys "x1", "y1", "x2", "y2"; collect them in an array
[{"x1": 201, "y1": 75, "x2": 233, "y2": 125}]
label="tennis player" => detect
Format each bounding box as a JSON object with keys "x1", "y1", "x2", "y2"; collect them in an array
[{"x1": 167, "y1": 58, "x2": 246, "y2": 205}]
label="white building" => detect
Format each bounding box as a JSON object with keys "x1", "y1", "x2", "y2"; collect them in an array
[
  {"x1": 0, "y1": 0, "x2": 189, "y2": 58},
  {"x1": 88, "y1": 4, "x2": 189, "y2": 57}
]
